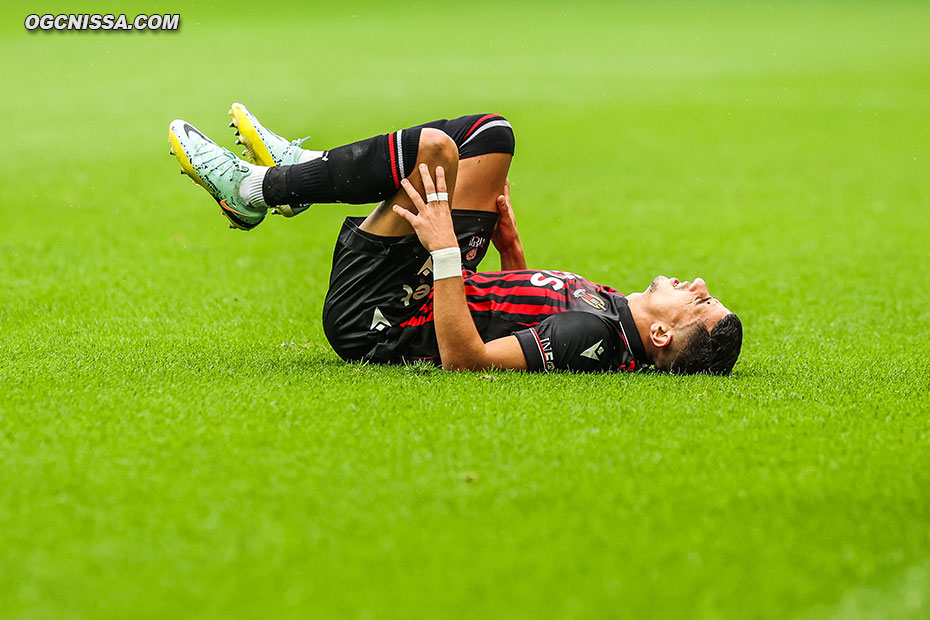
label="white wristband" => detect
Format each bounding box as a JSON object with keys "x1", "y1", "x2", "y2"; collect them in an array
[{"x1": 430, "y1": 247, "x2": 462, "y2": 280}]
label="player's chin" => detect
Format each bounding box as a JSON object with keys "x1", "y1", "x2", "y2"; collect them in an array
[{"x1": 646, "y1": 276, "x2": 664, "y2": 293}]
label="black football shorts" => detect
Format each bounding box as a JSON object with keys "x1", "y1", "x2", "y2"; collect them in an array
[{"x1": 322, "y1": 210, "x2": 498, "y2": 363}]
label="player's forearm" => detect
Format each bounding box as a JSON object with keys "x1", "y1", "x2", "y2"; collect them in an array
[
  {"x1": 432, "y1": 277, "x2": 493, "y2": 371},
  {"x1": 499, "y1": 242, "x2": 527, "y2": 270}
]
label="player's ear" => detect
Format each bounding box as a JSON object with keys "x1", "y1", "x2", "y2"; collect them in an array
[{"x1": 649, "y1": 322, "x2": 671, "y2": 349}]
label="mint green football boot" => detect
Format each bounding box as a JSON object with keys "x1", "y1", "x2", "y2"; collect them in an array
[
  {"x1": 228, "y1": 102, "x2": 317, "y2": 217},
  {"x1": 168, "y1": 119, "x2": 267, "y2": 230}
]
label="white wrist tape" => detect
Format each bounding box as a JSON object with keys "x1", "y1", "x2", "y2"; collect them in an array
[{"x1": 430, "y1": 247, "x2": 462, "y2": 280}]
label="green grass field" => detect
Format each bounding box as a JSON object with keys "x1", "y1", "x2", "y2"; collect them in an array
[{"x1": 2, "y1": 1, "x2": 929, "y2": 618}]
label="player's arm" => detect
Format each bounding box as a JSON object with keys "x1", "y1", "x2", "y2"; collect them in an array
[
  {"x1": 393, "y1": 165, "x2": 527, "y2": 371},
  {"x1": 491, "y1": 178, "x2": 527, "y2": 271},
  {"x1": 432, "y1": 278, "x2": 528, "y2": 370}
]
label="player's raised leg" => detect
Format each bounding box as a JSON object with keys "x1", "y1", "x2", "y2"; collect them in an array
[
  {"x1": 363, "y1": 115, "x2": 516, "y2": 234},
  {"x1": 358, "y1": 129, "x2": 459, "y2": 236},
  {"x1": 169, "y1": 116, "x2": 456, "y2": 232},
  {"x1": 255, "y1": 113, "x2": 515, "y2": 233},
  {"x1": 423, "y1": 113, "x2": 515, "y2": 215},
  {"x1": 171, "y1": 110, "x2": 516, "y2": 232}
]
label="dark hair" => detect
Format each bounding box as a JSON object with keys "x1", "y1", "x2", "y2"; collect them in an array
[{"x1": 668, "y1": 313, "x2": 743, "y2": 375}]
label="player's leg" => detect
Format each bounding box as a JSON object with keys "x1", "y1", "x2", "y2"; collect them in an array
[
  {"x1": 357, "y1": 129, "x2": 459, "y2": 236},
  {"x1": 173, "y1": 108, "x2": 516, "y2": 233},
  {"x1": 422, "y1": 114, "x2": 515, "y2": 215},
  {"x1": 168, "y1": 119, "x2": 455, "y2": 232},
  {"x1": 238, "y1": 109, "x2": 514, "y2": 220},
  {"x1": 361, "y1": 145, "x2": 513, "y2": 236},
  {"x1": 318, "y1": 117, "x2": 514, "y2": 360},
  {"x1": 454, "y1": 154, "x2": 512, "y2": 211}
]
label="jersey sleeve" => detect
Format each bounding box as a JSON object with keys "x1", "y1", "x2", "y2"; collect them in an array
[{"x1": 513, "y1": 312, "x2": 624, "y2": 373}]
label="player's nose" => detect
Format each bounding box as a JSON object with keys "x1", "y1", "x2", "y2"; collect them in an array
[{"x1": 691, "y1": 277, "x2": 709, "y2": 295}]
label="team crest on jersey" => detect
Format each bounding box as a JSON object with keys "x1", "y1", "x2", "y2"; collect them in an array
[{"x1": 573, "y1": 288, "x2": 607, "y2": 311}]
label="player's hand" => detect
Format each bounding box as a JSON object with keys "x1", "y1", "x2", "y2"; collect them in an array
[
  {"x1": 491, "y1": 178, "x2": 523, "y2": 252},
  {"x1": 392, "y1": 164, "x2": 459, "y2": 252}
]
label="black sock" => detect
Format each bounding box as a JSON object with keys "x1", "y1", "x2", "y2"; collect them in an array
[
  {"x1": 263, "y1": 128, "x2": 422, "y2": 206},
  {"x1": 261, "y1": 114, "x2": 515, "y2": 207}
]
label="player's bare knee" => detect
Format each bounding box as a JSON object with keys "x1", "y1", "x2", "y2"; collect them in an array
[{"x1": 419, "y1": 129, "x2": 459, "y2": 168}]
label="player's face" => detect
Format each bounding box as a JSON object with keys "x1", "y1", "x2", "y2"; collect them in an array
[{"x1": 643, "y1": 275, "x2": 731, "y2": 329}]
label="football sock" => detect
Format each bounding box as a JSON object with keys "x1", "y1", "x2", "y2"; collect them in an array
[
  {"x1": 262, "y1": 129, "x2": 421, "y2": 206},
  {"x1": 238, "y1": 165, "x2": 269, "y2": 208},
  {"x1": 260, "y1": 114, "x2": 515, "y2": 207}
]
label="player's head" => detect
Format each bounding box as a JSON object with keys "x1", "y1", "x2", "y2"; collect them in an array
[{"x1": 634, "y1": 276, "x2": 743, "y2": 375}]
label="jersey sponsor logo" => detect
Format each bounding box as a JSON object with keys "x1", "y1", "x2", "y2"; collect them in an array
[
  {"x1": 529, "y1": 271, "x2": 583, "y2": 291},
  {"x1": 530, "y1": 272, "x2": 565, "y2": 291},
  {"x1": 395, "y1": 257, "x2": 437, "y2": 307},
  {"x1": 370, "y1": 307, "x2": 391, "y2": 331},
  {"x1": 417, "y1": 256, "x2": 433, "y2": 277},
  {"x1": 573, "y1": 288, "x2": 607, "y2": 311},
  {"x1": 580, "y1": 339, "x2": 605, "y2": 361},
  {"x1": 401, "y1": 283, "x2": 431, "y2": 307}
]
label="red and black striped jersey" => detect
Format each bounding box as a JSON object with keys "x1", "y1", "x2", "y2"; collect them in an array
[{"x1": 400, "y1": 269, "x2": 649, "y2": 372}]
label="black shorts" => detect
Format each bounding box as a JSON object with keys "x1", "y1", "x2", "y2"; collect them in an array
[{"x1": 322, "y1": 210, "x2": 499, "y2": 363}]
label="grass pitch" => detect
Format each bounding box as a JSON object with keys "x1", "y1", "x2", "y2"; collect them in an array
[{"x1": 2, "y1": 1, "x2": 929, "y2": 618}]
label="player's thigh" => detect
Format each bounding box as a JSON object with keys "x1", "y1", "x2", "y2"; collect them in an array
[{"x1": 452, "y1": 153, "x2": 512, "y2": 213}]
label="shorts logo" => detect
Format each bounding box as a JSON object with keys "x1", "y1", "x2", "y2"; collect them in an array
[
  {"x1": 467, "y1": 236, "x2": 487, "y2": 249},
  {"x1": 370, "y1": 307, "x2": 391, "y2": 331},
  {"x1": 573, "y1": 288, "x2": 607, "y2": 311},
  {"x1": 465, "y1": 248, "x2": 478, "y2": 261},
  {"x1": 580, "y1": 339, "x2": 605, "y2": 361}
]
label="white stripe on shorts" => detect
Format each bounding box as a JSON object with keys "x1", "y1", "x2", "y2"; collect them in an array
[{"x1": 460, "y1": 119, "x2": 513, "y2": 148}]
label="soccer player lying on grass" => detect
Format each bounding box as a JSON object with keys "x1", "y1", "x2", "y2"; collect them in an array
[{"x1": 168, "y1": 106, "x2": 742, "y2": 374}]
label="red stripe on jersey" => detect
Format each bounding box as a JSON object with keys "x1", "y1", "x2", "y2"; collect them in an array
[
  {"x1": 464, "y1": 283, "x2": 567, "y2": 303},
  {"x1": 400, "y1": 310, "x2": 434, "y2": 328},
  {"x1": 463, "y1": 114, "x2": 501, "y2": 139},
  {"x1": 465, "y1": 270, "x2": 535, "y2": 283},
  {"x1": 388, "y1": 133, "x2": 399, "y2": 188},
  {"x1": 466, "y1": 299, "x2": 563, "y2": 317},
  {"x1": 399, "y1": 292, "x2": 560, "y2": 328}
]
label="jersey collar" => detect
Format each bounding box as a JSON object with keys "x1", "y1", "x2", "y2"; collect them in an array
[{"x1": 616, "y1": 299, "x2": 650, "y2": 368}]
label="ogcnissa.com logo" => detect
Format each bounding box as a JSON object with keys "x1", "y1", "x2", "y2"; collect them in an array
[{"x1": 25, "y1": 14, "x2": 180, "y2": 31}]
